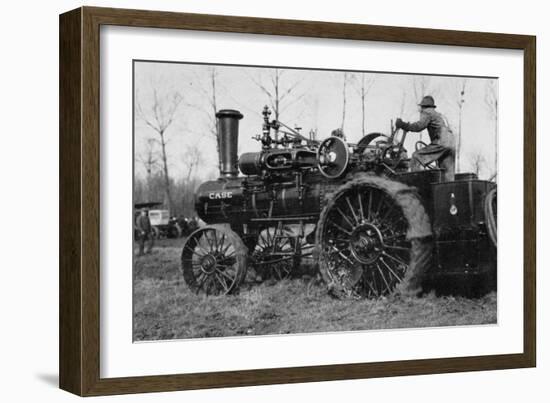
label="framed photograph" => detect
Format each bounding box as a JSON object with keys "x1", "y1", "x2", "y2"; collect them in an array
[{"x1": 59, "y1": 6, "x2": 536, "y2": 396}]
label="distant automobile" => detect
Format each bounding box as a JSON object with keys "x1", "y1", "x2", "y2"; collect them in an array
[{"x1": 133, "y1": 202, "x2": 184, "y2": 239}]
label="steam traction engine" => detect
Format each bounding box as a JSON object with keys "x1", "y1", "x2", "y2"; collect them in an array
[{"x1": 181, "y1": 107, "x2": 497, "y2": 298}]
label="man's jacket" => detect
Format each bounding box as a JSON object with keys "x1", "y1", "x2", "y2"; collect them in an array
[
  {"x1": 402, "y1": 108, "x2": 455, "y2": 149},
  {"x1": 136, "y1": 215, "x2": 152, "y2": 233}
]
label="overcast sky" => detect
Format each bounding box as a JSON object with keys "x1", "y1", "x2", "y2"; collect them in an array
[{"x1": 134, "y1": 61, "x2": 498, "y2": 181}]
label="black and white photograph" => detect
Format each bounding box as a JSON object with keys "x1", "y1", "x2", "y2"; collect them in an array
[
  {"x1": 1, "y1": 0, "x2": 544, "y2": 399},
  {"x1": 132, "y1": 60, "x2": 498, "y2": 341}
]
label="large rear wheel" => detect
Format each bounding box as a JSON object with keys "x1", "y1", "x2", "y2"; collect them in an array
[{"x1": 316, "y1": 174, "x2": 432, "y2": 298}]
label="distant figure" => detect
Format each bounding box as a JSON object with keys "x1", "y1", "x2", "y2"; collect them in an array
[
  {"x1": 331, "y1": 128, "x2": 346, "y2": 140},
  {"x1": 195, "y1": 216, "x2": 207, "y2": 228},
  {"x1": 187, "y1": 217, "x2": 198, "y2": 233},
  {"x1": 136, "y1": 209, "x2": 154, "y2": 256},
  {"x1": 396, "y1": 95, "x2": 456, "y2": 181}
]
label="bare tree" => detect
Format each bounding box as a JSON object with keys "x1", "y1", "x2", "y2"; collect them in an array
[
  {"x1": 179, "y1": 144, "x2": 204, "y2": 216},
  {"x1": 182, "y1": 144, "x2": 203, "y2": 183},
  {"x1": 468, "y1": 151, "x2": 486, "y2": 178},
  {"x1": 351, "y1": 73, "x2": 376, "y2": 136},
  {"x1": 136, "y1": 83, "x2": 183, "y2": 213},
  {"x1": 193, "y1": 67, "x2": 221, "y2": 170},
  {"x1": 249, "y1": 68, "x2": 306, "y2": 126},
  {"x1": 137, "y1": 138, "x2": 159, "y2": 201},
  {"x1": 340, "y1": 72, "x2": 351, "y2": 130},
  {"x1": 202, "y1": 68, "x2": 219, "y2": 139},
  {"x1": 396, "y1": 88, "x2": 407, "y2": 121},
  {"x1": 454, "y1": 79, "x2": 468, "y2": 172},
  {"x1": 484, "y1": 81, "x2": 498, "y2": 175},
  {"x1": 411, "y1": 76, "x2": 439, "y2": 103},
  {"x1": 308, "y1": 95, "x2": 320, "y2": 141}
]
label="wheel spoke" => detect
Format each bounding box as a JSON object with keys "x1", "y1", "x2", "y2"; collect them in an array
[
  {"x1": 196, "y1": 272, "x2": 208, "y2": 288},
  {"x1": 364, "y1": 273, "x2": 378, "y2": 297},
  {"x1": 191, "y1": 264, "x2": 203, "y2": 277},
  {"x1": 383, "y1": 244, "x2": 410, "y2": 252},
  {"x1": 214, "y1": 272, "x2": 229, "y2": 292},
  {"x1": 272, "y1": 266, "x2": 282, "y2": 280},
  {"x1": 345, "y1": 196, "x2": 360, "y2": 224},
  {"x1": 270, "y1": 228, "x2": 279, "y2": 254},
  {"x1": 265, "y1": 228, "x2": 273, "y2": 245},
  {"x1": 327, "y1": 220, "x2": 352, "y2": 236},
  {"x1": 357, "y1": 192, "x2": 365, "y2": 221},
  {"x1": 184, "y1": 244, "x2": 203, "y2": 258},
  {"x1": 282, "y1": 237, "x2": 292, "y2": 248},
  {"x1": 370, "y1": 270, "x2": 380, "y2": 296},
  {"x1": 212, "y1": 230, "x2": 219, "y2": 252},
  {"x1": 331, "y1": 237, "x2": 351, "y2": 245},
  {"x1": 382, "y1": 250, "x2": 408, "y2": 266},
  {"x1": 273, "y1": 264, "x2": 290, "y2": 280},
  {"x1": 216, "y1": 267, "x2": 235, "y2": 280},
  {"x1": 204, "y1": 232, "x2": 214, "y2": 251},
  {"x1": 367, "y1": 189, "x2": 373, "y2": 221},
  {"x1": 376, "y1": 262, "x2": 392, "y2": 293},
  {"x1": 209, "y1": 230, "x2": 218, "y2": 251},
  {"x1": 218, "y1": 241, "x2": 231, "y2": 256},
  {"x1": 329, "y1": 245, "x2": 355, "y2": 266},
  {"x1": 218, "y1": 233, "x2": 226, "y2": 253},
  {"x1": 197, "y1": 244, "x2": 212, "y2": 257},
  {"x1": 259, "y1": 232, "x2": 268, "y2": 247},
  {"x1": 220, "y1": 265, "x2": 238, "y2": 280},
  {"x1": 335, "y1": 206, "x2": 355, "y2": 229},
  {"x1": 380, "y1": 257, "x2": 404, "y2": 282}
]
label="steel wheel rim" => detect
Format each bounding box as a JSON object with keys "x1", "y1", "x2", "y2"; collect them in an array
[
  {"x1": 321, "y1": 186, "x2": 411, "y2": 298},
  {"x1": 182, "y1": 228, "x2": 240, "y2": 295},
  {"x1": 253, "y1": 228, "x2": 295, "y2": 280}
]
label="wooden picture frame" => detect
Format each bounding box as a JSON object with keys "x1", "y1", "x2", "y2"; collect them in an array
[{"x1": 59, "y1": 6, "x2": 536, "y2": 396}]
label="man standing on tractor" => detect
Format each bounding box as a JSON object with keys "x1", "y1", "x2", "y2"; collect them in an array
[
  {"x1": 136, "y1": 209, "x2": 154, "y2": 256},
  {"x1": 395, "y1": 95, "x2": 456, "y2": 181}
]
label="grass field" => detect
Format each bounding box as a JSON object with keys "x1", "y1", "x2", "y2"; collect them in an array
[{"x1": 133, "y1": 239, "x2": 497, "y2": 341}]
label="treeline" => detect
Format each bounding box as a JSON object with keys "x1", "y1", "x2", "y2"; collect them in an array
[
  {"x1": 134, "y1": 66, "x2": 498, "y2": 215},
  {"x1": 134, "y1": 172, "x2": 200, "y2": 217}
]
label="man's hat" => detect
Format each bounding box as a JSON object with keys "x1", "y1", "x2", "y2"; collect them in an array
[
  {"x1": 331, "y1": 128, "x2": 345, "y2": 138},
  {"x1": 418, "y1": 95, "x2": 436, "y2": 108}
]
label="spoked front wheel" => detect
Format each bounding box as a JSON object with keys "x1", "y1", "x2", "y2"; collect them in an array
[{"x1": 181, "y1": 225, "x2": 248, "y2": 296}]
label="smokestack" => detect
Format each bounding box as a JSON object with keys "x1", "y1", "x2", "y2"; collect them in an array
[{"x1": 216, "y1": 109, "x2": 243, "y2": 178}]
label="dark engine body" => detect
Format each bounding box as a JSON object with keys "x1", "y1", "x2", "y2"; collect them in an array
[
  {"x1": 196, "y1": 168, "x2": 495, "y2": 279},
  {"x1": 194, "y1": 107, "x2": 496, "y2": 285},
  {"x1": 196, "y1": 172, "x2": 324, "y2": 226}
]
